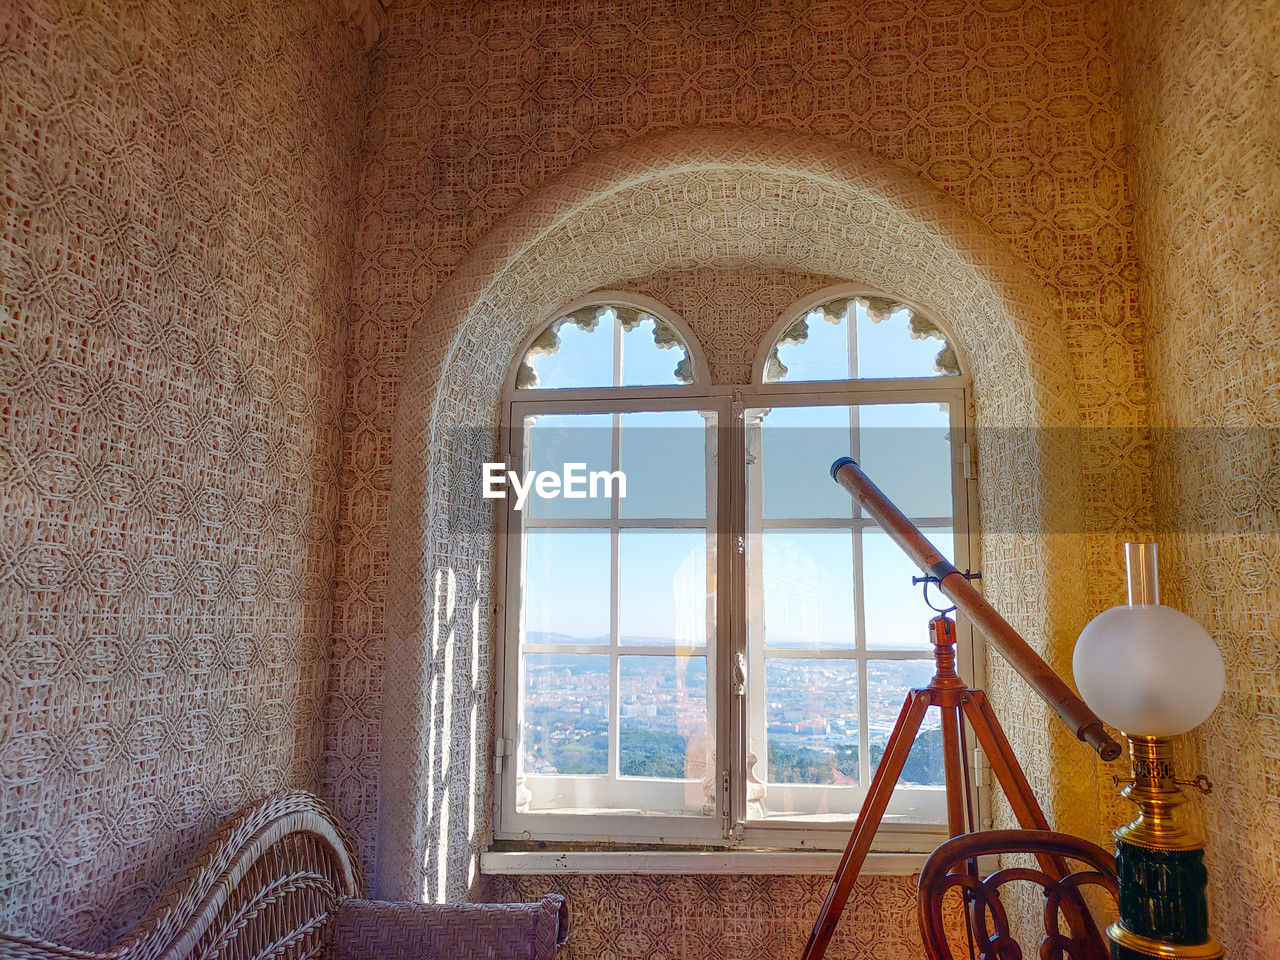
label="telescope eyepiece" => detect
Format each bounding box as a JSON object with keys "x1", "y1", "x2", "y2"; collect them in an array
[{"x1": 830, "y1": 456, "x2": 858, "y2": 481}]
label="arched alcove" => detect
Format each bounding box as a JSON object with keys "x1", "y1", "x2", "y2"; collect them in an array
[{"x1": 376, "y1": 127, "x2": 1095, "y2": 900}]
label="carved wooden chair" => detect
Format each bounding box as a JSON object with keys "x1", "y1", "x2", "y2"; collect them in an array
[
  {"x1": 917, "y1": 829, "x2": 1119, "y2": 960},
  {"x1": 0, "y1": 791, "x2": 568, "y2": 960}
]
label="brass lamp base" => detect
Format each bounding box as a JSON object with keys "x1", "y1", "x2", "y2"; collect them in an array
[
  {"x1": 1109, "y1": 922, "x2": 1223, "y2": 960},
  {"x1": 1107, "y1": 735, "x2": 1223, "y2": 960}
]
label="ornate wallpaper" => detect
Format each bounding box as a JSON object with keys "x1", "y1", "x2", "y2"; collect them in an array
[
  {"x1": 483, "y1": 873, "x2": 955, "y2": 960},
  {"x1": 0, "y1": 0, "x2": 367, "y2": 948},
  {"x1": 621, "y1": 269, "x2": 844, "y2": 386},
  {"x1": 1121, "y1": 1, "x2": 1280, "y2": 956},
  {"x1": 17, "y1": 0, "x2": 1277, "y2": 955},
  {"x1": 327, "y1": 0, "x2": 1150, "y2": 954}
]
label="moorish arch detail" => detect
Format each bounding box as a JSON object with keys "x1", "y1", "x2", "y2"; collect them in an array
[{"x1": 376, "y1": 127, "x2": 1096, "y2": 899}]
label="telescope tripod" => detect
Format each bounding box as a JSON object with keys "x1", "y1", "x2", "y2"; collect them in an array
[{"x1": 801, "y1": 614, "x2": 1108, "y2": 960}]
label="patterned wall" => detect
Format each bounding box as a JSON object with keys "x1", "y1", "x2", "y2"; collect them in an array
[
  {"x1": 0, "y1": 0, "x2": 366, "y2": 948},
  {"x1": 2, "y1": 0, "x2": 1213, "y2": 954},
  {"x1": 621, "y1": 269, "x2": 844, "y2": 385},
  {"x1": 328, "y1": 0, "x2": 1153, "y2": 952},
  {"x1": 1120, "y1": 2, "x2": 1280, "y2": 956},
  {"x1": 482, "y1": 873, "x2": 948, "y2": 960}
]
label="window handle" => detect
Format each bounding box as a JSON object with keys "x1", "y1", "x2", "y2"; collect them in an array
[{"x1": 732, "y1": 652, "x2": 747, "y2": 695}]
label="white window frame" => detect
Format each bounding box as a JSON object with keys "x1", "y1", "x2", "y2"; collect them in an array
[{"x1": 492, "y1": 286, "x2": 985, "y2": 855}]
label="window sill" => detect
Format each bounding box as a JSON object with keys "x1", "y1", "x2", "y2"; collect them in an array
[{"x1": 480, "y1": 849, "x2": 927, "y2": 876}]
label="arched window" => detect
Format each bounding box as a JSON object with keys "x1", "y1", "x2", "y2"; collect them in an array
[
  {"x1": 514, "y1": 302, "x2": 697, "y2": 390},
  {"x1": 761, "y1": 294, "x2": 959, "y2": 382},
  {"x1": 494, "y1": 287, "x2": 977, "y2": 854}
]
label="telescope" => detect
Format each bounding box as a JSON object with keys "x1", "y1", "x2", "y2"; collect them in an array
[
  {"x1": 804, "y1": 457, "x2": 1120, "y2": 960},
  {"x1": 830, "y1": 456, "x2": 1120, "y2": 762}
]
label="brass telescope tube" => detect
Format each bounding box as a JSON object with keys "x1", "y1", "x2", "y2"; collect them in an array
[{"x1": 830, "y1": 457, "x2": 1122, "y2": 762}]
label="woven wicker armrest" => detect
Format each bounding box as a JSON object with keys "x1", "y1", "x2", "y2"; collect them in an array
[
  {"x1": 2, "y1": 791, "x2": 362, "y2": 960},
  {"x1": 327, "y1": 895, "x2": 569, "y2": 960},
  {"x1": 0, "y1": 933, "x2": 109, "y2": 960}
]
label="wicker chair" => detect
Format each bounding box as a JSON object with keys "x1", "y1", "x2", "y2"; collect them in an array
[{"x1": 0, "y1": 791, "x2": 568, "y2": 960}]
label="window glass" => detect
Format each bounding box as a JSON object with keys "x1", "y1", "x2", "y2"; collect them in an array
[
  {"x1": 518, "y1": 305, "x2": 695, "y2": 389},
  {"x1": 522, "y1": 529, "x2": 610, "y2": 644},
  {"x1": 619, "y1": 529, "x2": 708, "y2": 646},
  {"x1": 513, "y1": 404, "x2": 717, "y2": 819},
  {"x1": 760, "y1": 530, "x2": 856, "y2": 649},
  {"x1": 525, "y1": 413, "x2": 613, "y2": 520},
  {"x1": 618, "y1": 410, "x2": 708, "y2": 519},
  {"x1": 763, "y1": 297, "x2": 958, "y2": 383},
  {"x1": 745, "y1": 398, "x2": 956, "y2": 823}
]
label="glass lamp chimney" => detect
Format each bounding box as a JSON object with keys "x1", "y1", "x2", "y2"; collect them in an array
[{"x1": 1125, "y1": 542, "x2": 1159, "y2": 606}]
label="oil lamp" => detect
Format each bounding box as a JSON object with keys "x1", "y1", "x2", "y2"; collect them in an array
[{"x1": 1073, "y1": 542, "x2": 1225, "y2": 960}]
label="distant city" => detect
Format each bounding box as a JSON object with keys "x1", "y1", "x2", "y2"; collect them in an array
[{"x1": 520, "y1": 638, "x2": 944, "y2": 787}]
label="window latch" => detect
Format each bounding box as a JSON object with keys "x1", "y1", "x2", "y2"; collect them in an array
[{"x1": 731, "y1": 652, "x2": 747, "y2": 696}]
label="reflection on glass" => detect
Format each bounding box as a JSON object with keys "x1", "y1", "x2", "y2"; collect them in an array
[
  {"x1": 619, "y1": 530, "x2": 708, "y2": 646},
  {"x1": 520, "y1": 654, "x2": 609, "y2": 776},
  {"x1": 856, "y1": 402, "x2": 953, "y2": 519},
  {"x1": 523, "y1": 530, "x2": 610, "y2": 643},
  {"x1": 619, "y1": 656, "x2": 709, "y2": 779},
  {"x1": 619, "y1": 410, "x2": 710, "y2": 519},
  {"x1": 525, "y1": 413, "x2": 613, "y2": 520},
  {"x1": 862, "y1": 528, "x2": 954, "y2": 650},
  {"x1": 764, "y1": 659, "x2": 859, "y2": 786},
  {"x1": 761, "y1": 530, "x2": 855, "y2": 649},
  {"x1": 757, "y1": 404, "x2": 854, "y2": 520},
  {"x1": 867, "y1": 659, "x2": 942, "y2": 785}
]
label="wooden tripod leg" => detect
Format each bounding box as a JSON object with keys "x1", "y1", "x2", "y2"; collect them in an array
[
  {"x1": 962, "y1": 690, "x2": 1109, "y2": 960},
  {"x1": 939, "y1": 701, "x2": 968, "y2": 838},
  {"x1": 802, "y1": 689, "x2": 933, "y2": 960}
]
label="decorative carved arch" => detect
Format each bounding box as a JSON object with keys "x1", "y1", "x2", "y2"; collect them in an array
[{"x1": 376, "y1": 127, "x2": 1093, "y2": 899}]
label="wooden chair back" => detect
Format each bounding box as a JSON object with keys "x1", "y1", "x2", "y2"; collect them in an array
[{"x1": 917, "y1": 829, "x2": 1118, "y2": 960}]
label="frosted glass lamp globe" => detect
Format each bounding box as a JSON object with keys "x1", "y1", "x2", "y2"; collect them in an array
[{"x1": 1072, "y1": 604, "x2": 1224, "y2": 737}]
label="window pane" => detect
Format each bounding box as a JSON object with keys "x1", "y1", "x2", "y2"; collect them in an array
[
  {"x1": 524, "y1": 313, "x2": 614, "y2": 389},
  {"x1": 524, "y1": 413, "x2": 613, "y2": 519},
  {"x1": 520, "y1": 654, "x2": 609, "y2": 777},
  {"x1": 762, "y1": 658, "x2": 860, "y2": 790},
  {"x1": 619, "y1": 529, "x2": 708, "y2": 646},
  {"x1": 619, "y1": 410, "x2": 709, "y2": 519},
  {"x1": 867, "y1": 659, "x2": 942, "y2": 785},
  {"x1": 620, "y1": 315, "x2": 692, "y2": 386},
  {"x1": 856, "y1": 402, "x2": 953, "y2": 519},
  {"x1": 758, "y1": 530, "x2": 855, "y2": 649},
  {"x1": 619, "y1": 656, "x2": 710, "y2": 786},
  {"x1": 518, "y1": 304, "x2": 696, "y2": 389},
  {"x1": 761, "y1": 296, "x2": 959, "y2": 383},
  {"x1": 856, "y1": 301, "x2": 953, "y2": 379},
  {"x1": 755, "y1": 404, "x2": 853, "y2": 520},
  {"x1": 768, "y1": 309, "x2": 851, "y2": 382},
  {"x1": 522, "y1": 530, "x2": 609, "y2": 644},
  {"x1": 863, "y1": 528, "x2": 954, "y2": 650}
]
